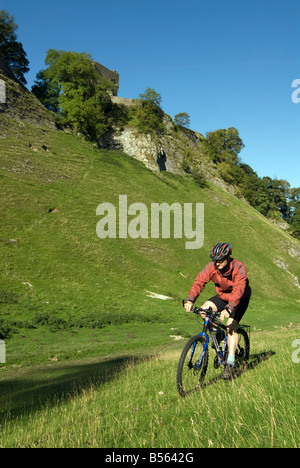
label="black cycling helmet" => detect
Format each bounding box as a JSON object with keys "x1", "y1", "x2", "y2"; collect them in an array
[{"x1": 210, "y1": 242, "x2": 232, "y2": 261}]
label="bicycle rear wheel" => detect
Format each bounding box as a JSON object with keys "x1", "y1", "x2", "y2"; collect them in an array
[
  {"x1": 235, "y1": 327, "x2": 250, "y2": 366},
  {"x1": 177, "y1": 335, "x2": 208, "y2": 397}
]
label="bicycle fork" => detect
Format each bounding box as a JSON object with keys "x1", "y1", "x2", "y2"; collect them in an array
[
  {"x1": 188, "y1": 317, "x2": 212, "y2": 370},
  {"x1": 187, "y1": 332, "x2": 209, "y2": 371},
  {"x1": 194, "y1": 331, "x2": 228, "y2": 369},
  {"x1": 188, "y1": 319, "x2": 228, "y2": 371}
]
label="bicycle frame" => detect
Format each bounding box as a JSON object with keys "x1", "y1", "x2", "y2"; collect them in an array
[{"x1": 189, "y1": 314, "x2": 228, "y2": 370}]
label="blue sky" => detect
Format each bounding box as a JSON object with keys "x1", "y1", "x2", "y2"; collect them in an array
[{"x1": 2, "y1": 0, "x2": 299, "y2": 187}]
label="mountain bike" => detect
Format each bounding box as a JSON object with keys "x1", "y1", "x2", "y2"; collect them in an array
[{"x1": 177, "y1": 301, "x2": 250, "y2": 397}]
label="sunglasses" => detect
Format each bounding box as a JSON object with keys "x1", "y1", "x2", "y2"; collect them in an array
[{"x1": 214, "y1": 258, "x2": 227, "y2": 265}]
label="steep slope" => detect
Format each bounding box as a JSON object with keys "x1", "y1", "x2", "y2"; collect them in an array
[
  {"x1": 0, "y1": 68, "x2": 299, "y2": 338},
  {"x1": 0, "y1": 60, "x2": 55, "y2": 128},
  {"x1": 0, "y1": 117, "x2": 299, "y2": 330}
]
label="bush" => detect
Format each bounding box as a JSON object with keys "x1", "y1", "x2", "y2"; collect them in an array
[
  {"x1": 128, "y1": 99, "x2": 164, "y2": 135},
  {"x1": 0, "y1": 290, "x2": 18, "y2": 304},
  {"x1": 33, "y1": 313, "x2": 67, "y2": 332},
  {"x1": 0, "y1": 319, "x2": 13, "y2": 339},
  {"x1": 192, "y1": 170, "x2": 208, "y2": 188}
]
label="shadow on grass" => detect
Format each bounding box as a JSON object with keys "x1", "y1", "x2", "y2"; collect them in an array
[
  {"x1": 0, "y1": 354, "x2": 152, "y2": 424},
  {"x1": 247, "y1": 350, "x2": 276, "y2": 370},
  {"x1": 203, "y1": 350, "x2": 276, "y2": 388}
]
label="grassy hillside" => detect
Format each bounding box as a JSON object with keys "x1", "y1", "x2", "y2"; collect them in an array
[
  {"x1": 0, "y1": 102, "x2": 299, "y2": 447},
  {"x1": 0, "y1": 114, "x2": 299, "y2": 360},
  {"x1": 1, "y1": 116, "x2": 299, "y2": 328}
]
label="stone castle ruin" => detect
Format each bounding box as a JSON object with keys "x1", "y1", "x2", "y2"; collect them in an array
[
  {"x1": 93, "y1": 61, "x2": 133, "y2": 106},
  {"x1": 93, "y1": 61, "x2": 119, "y2": 96}
]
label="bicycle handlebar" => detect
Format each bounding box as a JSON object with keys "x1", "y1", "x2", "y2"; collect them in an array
[
  {"x1": 182, "y1": 299, "x2": 227, "y2": 330},
  {"x1": 192, "y1": 306, "x2": 222, "y2": 319}
]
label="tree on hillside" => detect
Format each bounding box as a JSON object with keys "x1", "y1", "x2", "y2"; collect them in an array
[
  {"x1": 138, "y1": 88, "x2": 162, "y2": 107},
  {"x1": 31, "y1": 69, "x2": 61, "y2": 113},
  {"x1": 32, "y1": 49, "x2": 114, "y2": 141},
  {"x1": 0, "y1": 10, "x2": 29, "y2": 84},
  {"x1": 174, "y1": 112, "x2": 191, "y2": 128},
  {"x1": 202, "y1": 128, "x2": 296, "y2": 224},
  {"x1": 128, "y1": 87, "x2": 164, "y2": 135},
  {"x1": 204, "y1": 127, "x2": 245, "y2": 165},
  {"x1": 262, "y1": 177, "x2": 291, "y2": 220},
  {"x1": 287, "y1": 187, "x2": 300, "y2": 238}
]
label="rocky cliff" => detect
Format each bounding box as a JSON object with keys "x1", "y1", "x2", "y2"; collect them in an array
[
  {"x1": 101, "y1": 113, "x2": 205, "y2": 174},
  {"x1": 101, "y1": 108, "x2": 232, "y2": 192}
]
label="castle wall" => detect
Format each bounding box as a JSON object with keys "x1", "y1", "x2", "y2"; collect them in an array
[
  {"x1": 111, "y1": 96, "x2": 134, "y2": 107},
  {"x1": 93, "y1": 61, "x2": 119, "y2": 96}
]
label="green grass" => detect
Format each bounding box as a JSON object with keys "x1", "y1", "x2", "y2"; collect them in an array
[
  {"x1": 0, "y1": 112, "x2": 300, "y2": 447},
  {"x1": 0, "y1": 328, "x2": 299, "y2": 448}
]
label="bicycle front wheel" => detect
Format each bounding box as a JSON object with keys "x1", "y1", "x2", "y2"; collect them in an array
[{"x1": 177, "y1": 334, "x2": 208, "y2": 397}]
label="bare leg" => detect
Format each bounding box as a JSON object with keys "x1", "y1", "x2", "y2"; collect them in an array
[{"x1": 226, "y1": 318, "x2": 238, "y2": 355}]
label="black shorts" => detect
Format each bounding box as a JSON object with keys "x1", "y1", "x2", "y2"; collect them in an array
[{"x1": 208, "y1": 293, "x2": 251, "y2": 323}]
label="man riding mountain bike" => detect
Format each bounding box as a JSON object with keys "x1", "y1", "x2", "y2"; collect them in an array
[{"x1": 184, "y1": 242, "x2": 251, "y2": 379}]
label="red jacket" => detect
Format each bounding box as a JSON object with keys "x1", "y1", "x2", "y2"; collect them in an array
[{"x1": 187, "y1": 258, "x2": 250, "y2": 313}]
